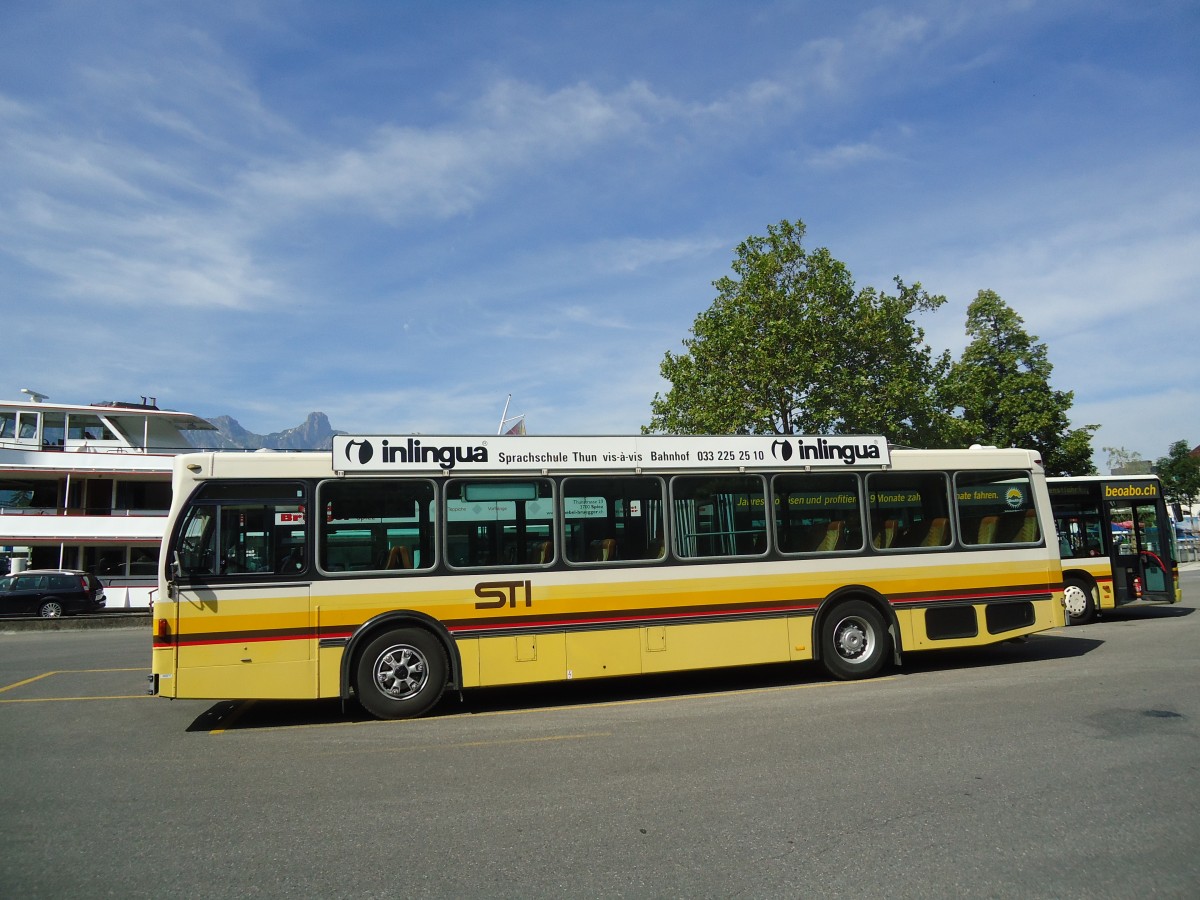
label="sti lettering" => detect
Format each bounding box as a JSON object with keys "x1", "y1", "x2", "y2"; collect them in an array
[{"x1": 474, "y1": 580, "x2": 533, "y2": 610}]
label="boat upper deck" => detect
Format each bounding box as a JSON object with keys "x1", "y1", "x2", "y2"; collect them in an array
[{"x1": 0, "y1": 396, "x2": 216, "y2": 475}]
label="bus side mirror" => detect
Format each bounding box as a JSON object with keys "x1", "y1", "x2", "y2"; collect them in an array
[{"x1": 167, "y1": 552, "x2": 182, "y2": 600}]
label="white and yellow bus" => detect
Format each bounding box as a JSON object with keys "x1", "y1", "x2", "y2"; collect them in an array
[
  {"x1": 1048, "y1": 475, "x2": 1181, "y2": 624},
  {"x1": 150, "y1": 436, "x2": 1065, "y2": 719}
]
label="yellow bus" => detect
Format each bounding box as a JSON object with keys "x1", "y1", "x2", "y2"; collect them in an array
[
  {"x1": 150, "y1": 436, "x2": 1065, "y2": 719},
  {"x1": 1048, "y1": 475, "x2": 1181, "y2": 624}
]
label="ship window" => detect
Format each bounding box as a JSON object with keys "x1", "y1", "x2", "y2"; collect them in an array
[
  {"x1": 115, "y1": 481, "x2": 171, "y2": 513},
  {"x1": 42, "y1": 413, "x2": 66, "y2": 447},
  {"x1": 0, "y1": 479, "x2": 58, "y2": 511},
  {"x1": 85, "y1": 547, "x2": 128, "y2": 577},
  {"x1": 67, "y1": 414, "x2": 119, "y2": 442},
  {"x1": 17, "y1": 412, "x2": 39, "y2": 440}
]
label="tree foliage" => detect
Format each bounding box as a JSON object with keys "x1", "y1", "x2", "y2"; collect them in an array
[
  {"x1": 1155, "y1": 440, "x2": 1200, "y2": 509},
  {"x1": 1102, "y1": 446, "x2": 1152, "y2": 475},
  {"x1": 943, "y1": 290, "x2": 1096, "y2": 476},
  {"x1": 647, "y1": 222, "x2": 1098, "y2": 470},
  {"x1": 646, "y1": 220, "x2": 955, "y2": 444}
]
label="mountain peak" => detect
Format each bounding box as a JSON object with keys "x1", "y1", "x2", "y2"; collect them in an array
[{"x1": 190, "y1": 412, "x2": 346, "y2": 450}]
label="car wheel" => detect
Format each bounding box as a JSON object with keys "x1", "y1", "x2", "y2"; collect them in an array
[
  {"x1": 355, "y1": 628, "x2": 447, "y2": 720},
  {"x1": 39, "y1": 600, "x2": 64, "y2": 618},
  {"x1": 820, "y1": 599, "x2": 889, "y2": 680}
]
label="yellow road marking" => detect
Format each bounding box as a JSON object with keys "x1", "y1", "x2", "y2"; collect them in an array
[
  {"x1": 0, "y1": 666, "x2": 149, "y2": 698},
  {"x1": 0, "y1": 671, "x2": 61, "y2": 693}
]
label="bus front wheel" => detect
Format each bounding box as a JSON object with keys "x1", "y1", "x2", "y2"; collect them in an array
[
  {"x1": 820, "y1": 600, "x2": 888, "y2": 680},
  {"x1": 355, "y1": 627, "x2": 448, "y2": 720},
  {"x1": 1063, "y1": 579, "x2": 1097, "y2": 626}
]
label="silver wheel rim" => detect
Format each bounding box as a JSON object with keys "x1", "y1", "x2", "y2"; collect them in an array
[
  {"x1": 1063, "y1": 584, "x2": 1089, "y2": 618},
  {"x1": 832, "y1": 614, "x2": 875, "y2": 665},
  {"x1": 40, "y1": 602, "x2": 63, "y2": 618},
  {"x1": 370, "y1": 643, "x2": 430, "y2": 702}
]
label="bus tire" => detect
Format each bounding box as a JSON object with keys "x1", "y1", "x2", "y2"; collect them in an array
[
  {"x1": 820, "y1": 599, "x2": 888, "y2": 680},
  {"x1": 1063, "y1": 578, "x2": 1097, "y2": 625},
  {"x1": 355, "y1": 627, "x2": 447, "y2": 720}
]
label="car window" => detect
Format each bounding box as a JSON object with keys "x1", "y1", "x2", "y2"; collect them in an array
[
  {"x1": 49, "y1": 575, "x2": 75, "y2": 590},
  {"x1": 0, "y1": 576, "x2": 12, "y2": 591}
]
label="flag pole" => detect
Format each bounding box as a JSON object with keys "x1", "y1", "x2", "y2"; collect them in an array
[
  {"x1": 498, "y1": 394, "x2": 526, "y2": 434},
  {"x1": 497, "y1": 394, "x2": 511, "y2": 435}
]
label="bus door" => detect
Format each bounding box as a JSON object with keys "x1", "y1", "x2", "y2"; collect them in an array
[
  {"x1": 169, "y1": 485, "x2": 313, "y2": 697},
  {"x1": 1110, "y1": 499, "x2": 1175, "y2": 605}
]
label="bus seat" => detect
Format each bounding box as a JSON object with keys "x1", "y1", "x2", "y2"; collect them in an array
[
  {"x1": 384, "y1": 545, "x2": 412, "y2": 569},
  {"x1": 975, "y1": 516, "x2": 998, "y2": 545},
  {"x1": 873, "y1": 520, "x2": 898, "y2": 549},
  {"x1": 589, "y1": 538, "x2": 618, "y2": 561},
  {"x1": 1008, "y1": 509, "x2": 1038, "y2": 543},
  {"x1": 818, "y1": 520, "x2": 843, "y2": 552},
  {"x1": 921, "y1": 518, "x2": 949, "y2": 547}
]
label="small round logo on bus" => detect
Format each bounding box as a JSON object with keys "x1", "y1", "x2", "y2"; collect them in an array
[
  {"x1": 1006, "y1": 487, "x2": 1024, "y2": 509},
  {"x1": 345, "y1": 439, "x2": 374, "y2": 465}
]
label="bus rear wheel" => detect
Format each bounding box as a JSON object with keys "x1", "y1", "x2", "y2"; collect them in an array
[
  {"x1": 820, "y1": 599, "x2": 888, "y2": 680},
  {"x1": 1063, "y1": 578, "x2": 1097, "y2": 625},
  {"x1": 355, "y1": 627, "x2": 447, "y2": 720}
]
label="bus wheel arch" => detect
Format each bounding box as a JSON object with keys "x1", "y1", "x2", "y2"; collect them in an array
[
  {"x1": 814, "y1": 588, "x2": 897, "y2": 680},
  {"x1": 1062, "y1": 574, "x2": 1098, "y2": 625},
  {"x1": 342, "y1": 611, "x2": 461, "y2": 719}
]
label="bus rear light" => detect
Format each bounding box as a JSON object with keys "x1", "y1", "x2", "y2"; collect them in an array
[
  {"x1": 1133, "y1": 577, "x2": 1142, "y2": 599},
  {"x1": 156, "y1": 618, "x2": 171, "y2": 639}
]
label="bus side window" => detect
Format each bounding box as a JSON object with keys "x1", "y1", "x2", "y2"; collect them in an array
[
  {"x1": 319, "y1": 479, "x2": 435, "y2": 574},
  {"x1": 773, "y1": 472, "x2": 862, "y2": 555},
  {"x1": 867, "y1": 471, "x2": 952, "y2": 550},
  {"x1": 562, "y1": 476, "x2": 666, "y2": 565},
  {"x1": 956, "y1": 472, "x2": 1041, "y2": 546},
  {"x1": 671, "y1": 474, "x2": 767, "y2": 559},
  {"x1": 445, "y1": 479, "x2": 554, "y2": 569},
  {"x1": 174, "y1": 482, "x2": 308, "y2": 578}
]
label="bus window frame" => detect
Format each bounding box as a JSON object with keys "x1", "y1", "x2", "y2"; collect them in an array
[
  {"x1": 769, "y1": 471, "x2": 866, "y2": 556},
  {"x1": 559, "y1": 475, "x2": 669, "y2": 568},
  {"x1": 669, "y1": 473, "x2": 770, "y2": 561},
  {"x1": 443, "y1": 476, "x2": 557, "y2": 571},
  {"x1": 866, "y1": 470, "x2": 955, "y2": 552},
  {"x1": 172, "y1": 480, "x2": 310, "y2": 581},
  {"x1": 316, "y1": 477, "x2": 438, "y2": 577},
  {"x1": 954, "y1": 470, "x2": 1044, "y2": 549}
]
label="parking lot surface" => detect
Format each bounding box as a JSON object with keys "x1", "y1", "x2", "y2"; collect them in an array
[{"x1": 2, "y1": 573, "x2": 1197, "y2": 898}]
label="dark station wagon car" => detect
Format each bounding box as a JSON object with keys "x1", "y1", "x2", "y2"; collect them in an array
[{"x1": 0, "y1": 569, "x2": 106, "y2": 618}]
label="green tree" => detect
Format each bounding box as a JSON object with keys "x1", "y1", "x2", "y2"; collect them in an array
[
  {"x1": 944, "y1": 290, "x2": 1096, "y2": 476},
  {"x1": 1103, "y1": 446, "x2": 1152, "y2": 475},
  {"x1": 646, "y1": 219, "x2": 957, "y2": 443},
  {"x1": 1154, "y1": 440, "x2": 1200, "y2": 510}
]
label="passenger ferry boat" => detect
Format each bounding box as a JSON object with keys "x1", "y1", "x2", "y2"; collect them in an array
[{"x1": 0, "y1": 391, "x2": 216, "y2": 608}]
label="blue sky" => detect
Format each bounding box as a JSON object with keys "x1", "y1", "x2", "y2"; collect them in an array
[{"x1": 2, "y1": 1, "x2": 1197, "y2": 468}]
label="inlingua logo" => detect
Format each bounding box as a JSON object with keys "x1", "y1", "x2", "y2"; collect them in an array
[{"x1": 344, "y1": 439, "x2": 374, "y2": 465}]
